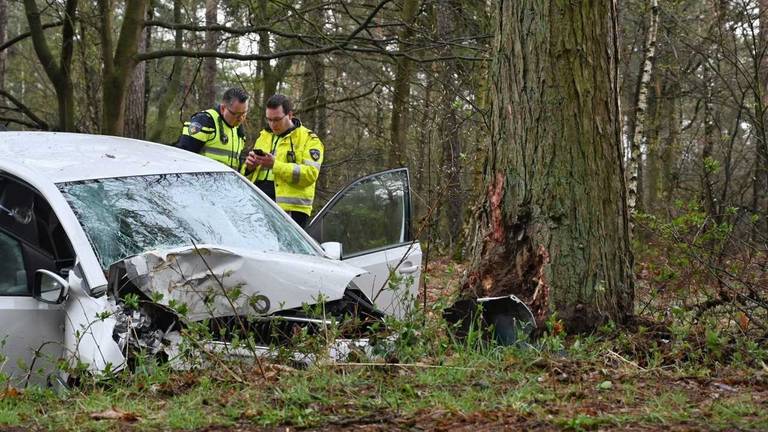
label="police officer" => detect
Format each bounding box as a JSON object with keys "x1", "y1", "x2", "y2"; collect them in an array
[
  {"x1": 244, "y1": 94, "x2": 323, "y2": 228},
  {"x1": 177, "y1": 87, "x2": 249, "y2": 170}
]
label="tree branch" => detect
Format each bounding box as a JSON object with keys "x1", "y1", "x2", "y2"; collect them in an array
[
  {"x1": 0, "y1": 90, "x2": 50, "y2": 130},
  {"x1": 297, "y1": 83, "x2": 380, "y2": 115},
  {"x1": 23, "y1": 0, "x2": 61, "y2": 83},
  {"x1": 0, "y1": 21, "x2": 62, "y2": 53},
  {"x1": 138, "y1": 0, "x2": 393, "y2": 61}
]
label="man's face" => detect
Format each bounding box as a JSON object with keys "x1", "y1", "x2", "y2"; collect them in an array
[
  {"x1": 221, "y1": 100, "x2": 248, "y2": 126},
  {"x1": 266, "y1": 106, "x2": 292, "y2": 135}
]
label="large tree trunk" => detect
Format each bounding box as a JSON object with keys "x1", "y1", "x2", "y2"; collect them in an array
[
  {"x1": 201, "y1": 0, "x2": 218, "y2": 107},
  {"x1": 757, "y1": 0, "x2": 768, "y2": 236},
  {"x1": 388, "y1": 0, "x2": 420, "y2": 167},
  {"x1": 462, "y1": 0, "x2": 634, "y2": 332},
  {"x1": 628, "y1": 0, "x2": 660, "y2": 217}
]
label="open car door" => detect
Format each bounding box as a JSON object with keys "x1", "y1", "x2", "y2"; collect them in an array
[{"x1": 307, "y1": 168, "x2": 422, "y2": 318}]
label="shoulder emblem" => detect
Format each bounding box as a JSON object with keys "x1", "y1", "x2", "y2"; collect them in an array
[
  {"x1": 189, "y1": 121, "x2": 202, "y2": 135},
  {"x1": 310, "y1": 149, "x2": 321, "y2": 161}
]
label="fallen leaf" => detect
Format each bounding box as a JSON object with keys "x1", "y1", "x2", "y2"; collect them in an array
[
  {"x1": 1, "y1": 387, "x2": 22, "y2": 399},
  {"x1": 552, "y1": 320, "x2": 565, "y2": 336},
  {"x1": 737, "y1": 312, "x2": 749, "y2": 331},
  {"x1": 89, "y1": 407, "x2": 140, "y2": 422}
]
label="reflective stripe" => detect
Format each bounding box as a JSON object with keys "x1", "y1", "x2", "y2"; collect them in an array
[
  {"x1": 202, "y1": 147, "x2": 239, "y2": 158},
  {"x1": 291, "y1": 165, "x2": 301, "y2": 184},
  {"x1": 302, "y1": 159, "x2": 321, "y2": 168},
  {"x1": 276, "y1": 196, "x2": 313, "y2": 206}
]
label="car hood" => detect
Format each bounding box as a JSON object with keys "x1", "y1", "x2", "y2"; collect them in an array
[{"x1": 113, "y1": 244, "x2": 364, "y2": 321}]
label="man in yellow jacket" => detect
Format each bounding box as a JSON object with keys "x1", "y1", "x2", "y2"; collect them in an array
[
  {"x1": 244, "y1": 94, "x2": 323, "y2": 228},
  {"x1": 177, "y1": 88, "x2": 249, "y2": 170}
]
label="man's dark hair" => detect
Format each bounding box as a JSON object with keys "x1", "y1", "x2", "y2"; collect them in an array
[
  {"x1": 222, "y1": 87, "x2": 249, "y2": 104},
  {"x1": 266, "y1": 94, "x2": 293, "y2": 114}
]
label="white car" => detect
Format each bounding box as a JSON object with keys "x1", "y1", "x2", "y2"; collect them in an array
[{"x1": 0, "y1": 132, "x2": 422, "y2": 387}]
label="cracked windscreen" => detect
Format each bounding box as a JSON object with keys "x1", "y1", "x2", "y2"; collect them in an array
[{"x1": 58, "y1": 172, "x2": 318, "y2": 268}]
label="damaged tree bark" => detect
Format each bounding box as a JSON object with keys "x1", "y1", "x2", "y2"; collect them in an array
[{"x1": 461, "y1": 0, "x2": 634, "y2": 332}]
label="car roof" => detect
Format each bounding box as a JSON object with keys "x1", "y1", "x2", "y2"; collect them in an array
[{"x1": 0, "y1": 132, "x2": 230, "y2": 183}]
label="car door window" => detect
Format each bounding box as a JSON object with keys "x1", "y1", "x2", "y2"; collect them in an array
[
  {"x1": 308, "y1": 169, "x2": 412, "y2": 257},
  {"x1": 0, "y1": 230, "x2": 27, "y2": 295},
  {"x1": 0, "y1": 175, "x2": 75, "y2": 277}
]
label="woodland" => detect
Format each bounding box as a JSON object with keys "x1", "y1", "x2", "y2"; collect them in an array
[{"x1": 0, "y1": 0, "x2": 767, "y2": 430}]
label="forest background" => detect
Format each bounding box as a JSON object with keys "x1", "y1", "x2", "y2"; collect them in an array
[{"x1": 1, "y1": 0, "x2": 767, "y2": 429}]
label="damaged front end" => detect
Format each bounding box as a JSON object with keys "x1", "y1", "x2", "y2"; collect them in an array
[{"x1": 106, "y1": 245, "x2": 384, "y2": 367}]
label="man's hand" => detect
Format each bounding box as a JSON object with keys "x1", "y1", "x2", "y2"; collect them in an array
[{"x1": 246, "y1": 150, "x2": 275, "y2": 169}]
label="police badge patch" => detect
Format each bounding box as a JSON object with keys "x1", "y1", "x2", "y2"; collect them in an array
[
  {"x1": 189, "y1": 122, "x2": 202, "y2": 135},
  {"x1": 310, "y1": 149, "x2": 321, "y2": 161}
]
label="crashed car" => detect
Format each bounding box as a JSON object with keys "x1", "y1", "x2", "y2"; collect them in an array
[{"x1": 0, "y1": 132, "x2": 422, "y2": 387}]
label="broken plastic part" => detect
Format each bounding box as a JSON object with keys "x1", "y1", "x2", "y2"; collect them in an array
[{"x1": 444, "y1": 295, "x2": 536, "y2": 346}]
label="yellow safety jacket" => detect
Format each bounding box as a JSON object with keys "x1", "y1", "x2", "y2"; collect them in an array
[
  {"x1": 245, "y1": 120, "x2": 323, "y2": 216},
  {"x1": 181, "y1": 108, "x2": 247, "y2": 170}
]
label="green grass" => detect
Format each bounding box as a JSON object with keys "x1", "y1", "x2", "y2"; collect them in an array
[{"x1": 2, "y1": 296, "x2": 767, "y2": 431}]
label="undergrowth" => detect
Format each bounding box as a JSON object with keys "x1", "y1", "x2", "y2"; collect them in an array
[{"x1": 1, "y1": 204, "x2": 767, "y2": 431}]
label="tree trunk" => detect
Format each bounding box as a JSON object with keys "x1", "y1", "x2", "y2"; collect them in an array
[
  {"x1": 124, "y1": 7, "x2": 149, "y2": 139},
  {"x1": 701, "y1": 70, "x2": 718, "y2": 221},
  {"x1": 388, "y1": 0, "x2": 420, "y2": 167},
  {"x1": 0, "y1": 0, "x2": 7, "y2": 91},
  {"x1": 201, "y1": 0, "x2": 217, "y2": 107},
  {"x1": 628, "y1": 0, "x2": 660, "y2": 218},
  {"x1": 661, "y1": 80, "x2": 680, "y2": 205},
  {"x1": 757, "y1": 0, "x2": 768, "y2": 236},
  {"x1": 99, "y1": 0, "x2": 147, "y2": 136},
  {"x1": 436, "y1": 0, "x2": 463, "y2": 251},
  {"x1": 79, "y1": 19, "x2": 101, "y2": 132},
  {"x1": 256, "y1": 0, "x2": 293, "y2": 130},
  {"x1": 462, "y1": 0, "x2": 634, "y2": 332},
  {"x1": 148, "y1": 0, "x2": 184, "y2": 142},
  {"x1": 23, "y1": 0, "x2": 77, "y2": 131},
  {"x1": 645, "y1": 76, "x2": 662, "y2": 211}
]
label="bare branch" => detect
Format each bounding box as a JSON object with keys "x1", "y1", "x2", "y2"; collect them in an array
[
  {"x1": 0, "y1": 90, "x2": 50, "y2": 130},
  {"x1": 0, "y1": 21, "x2": 62, "y2": 53}
]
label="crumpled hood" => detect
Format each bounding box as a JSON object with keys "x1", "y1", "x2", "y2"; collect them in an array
[{"x1": 115, "y1": 244, "x2": 364, "y2": 321}]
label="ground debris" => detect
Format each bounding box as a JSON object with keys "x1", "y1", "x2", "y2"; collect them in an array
[{"x1": 89, "y1": 406, "x2": 140, "y2": 422}]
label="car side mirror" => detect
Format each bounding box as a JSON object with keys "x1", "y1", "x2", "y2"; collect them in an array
[
  {"x1": 321, "y1": 242, "x2": 342, "y2": 260},
  {"x1": 33, "y1": 269, "x2": 69, "y2": 304}
]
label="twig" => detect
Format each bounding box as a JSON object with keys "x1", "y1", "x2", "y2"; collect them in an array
[
  {"x1": 606, "y1": 349, "x2": 646, "y2": 371},
  {"x1": 329, "y1": 362, "x2": 476, "y2": 370}
]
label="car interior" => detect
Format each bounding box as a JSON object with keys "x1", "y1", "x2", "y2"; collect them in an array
[{"x1": 0, "y1": 175, "x2": 75, "y2": 296}]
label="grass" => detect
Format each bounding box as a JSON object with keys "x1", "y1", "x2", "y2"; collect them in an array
[
  {"x1": 2, "y1": 332, "x2": 766, "y2": 431},
  {"x1": 2, "y1": 256, "x2": 767, "y2": 431}
]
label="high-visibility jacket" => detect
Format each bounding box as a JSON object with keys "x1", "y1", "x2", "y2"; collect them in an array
[
  {"x1": 245, "y1": 119, "x2": 323, "y2": 216},
  {"x1": 180, "y1": 108, "x2": 247, "y2": 170}
]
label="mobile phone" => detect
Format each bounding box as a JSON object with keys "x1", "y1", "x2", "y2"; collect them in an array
[{"x1": 253, "y1": 149, "x2": 266, "y2": 156}]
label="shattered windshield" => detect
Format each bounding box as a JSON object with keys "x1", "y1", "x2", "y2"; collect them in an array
[{"x1": 58, "y1": 172, "x2": 318, "y2": 268}]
